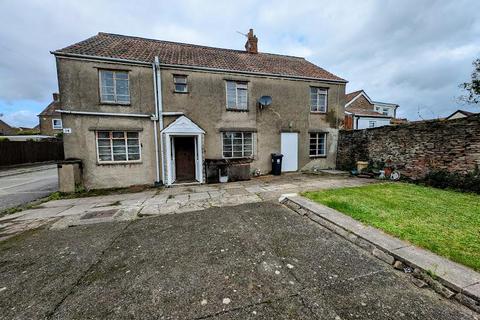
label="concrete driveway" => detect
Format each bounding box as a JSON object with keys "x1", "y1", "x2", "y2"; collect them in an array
[
  {"x1": 0, "y1": 202, "x2": 476, "y2": 319},
  {"x1": 0, "y1": 164, "x2": 58, "y2": 212}
]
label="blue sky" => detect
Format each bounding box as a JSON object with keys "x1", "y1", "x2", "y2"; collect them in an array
[{"x1": 0, "y1": 0, "x2": 479, "y2": 127}]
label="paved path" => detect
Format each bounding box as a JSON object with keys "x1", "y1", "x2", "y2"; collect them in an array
[
  {"x1": 0, "y1": 202, "x2": 476, "y2": 319},
  {"x1": 0, "y1": 174, "x2": 373, "y2": 240},
  {"x1": 0, "y1": 164, "x2": 57, "y2": 212}
]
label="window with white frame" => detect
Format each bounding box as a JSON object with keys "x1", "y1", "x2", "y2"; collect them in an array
[
  {"x1": 52, "y1": 119, "x2": 62, "y2": 129},
  {"x1": 382, "y1": 108, "x2": 389, "y2": 116},
  {"x1": 174, "y1": 75, "x2": 188, "y2": 92},
  {"x1": 222, "y1": 132, "x2": 253, "y2": 158},
  {"x1": 96, "y1": 131, "x2": 140, "y2": 162},
  {"x1": 226, "y1": 81, "x2": 248, "y2": 110},
  {"x1": 309, "y1": 132, "x2": 327, "y2": 157},
  {"x1": 369, "y1": 121, "x2": 376, "y2": 128},
  {"x1": 310, "y1": 87, "x2": 328, "y2": 112},
  {"x1": 99, "y1": 70, "x2": 130, "y2": 104}
]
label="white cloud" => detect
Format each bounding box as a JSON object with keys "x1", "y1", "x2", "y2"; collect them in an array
[{"x1": 0, "y1": 0, "x2": 479, "y2": 125}]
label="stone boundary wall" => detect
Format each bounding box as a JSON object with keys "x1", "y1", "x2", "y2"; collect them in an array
[{"x1": 336, "y1": 114, "x2": 480, "y2": 179}]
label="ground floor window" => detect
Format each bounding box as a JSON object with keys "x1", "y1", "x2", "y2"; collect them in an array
[
  {"x1": 222, "y1": 132, "x2": 253, "y2": 158},
  {"x1": 96, "y1": 131, "x2": 140, "y2": 162},
  {"x1": 309, "y1": 132, "x2": 327, "y2": 157}
]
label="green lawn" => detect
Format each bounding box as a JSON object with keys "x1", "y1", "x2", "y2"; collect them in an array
[{"x1": 302, "y1": 183, "x2": 480, "y2": 272}]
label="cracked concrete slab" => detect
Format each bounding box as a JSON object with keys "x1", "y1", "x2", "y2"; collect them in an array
[{"x1": 0, "y1": 202, "x2": 475, "y2": 319}]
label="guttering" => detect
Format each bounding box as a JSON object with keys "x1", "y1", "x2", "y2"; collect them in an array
[
  {"x1": 56, "y1": 109, "x2": 151, "y2": 118},
  {"x1": 52, "y1": 52, "x2": 348, "y2": 84},
  {"x1": 162, "y1": 111, "x2": 183, "y2": 116}
]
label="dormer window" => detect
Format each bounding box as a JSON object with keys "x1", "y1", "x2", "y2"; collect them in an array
[
  {"x1": 310, "y1": 87, "x2": 328, "y2": 113},
  {"x1": 174, "y1": 75, "x2": 188, "y2": 93},
  {"x1": 99, "y1": 70, "x2": 130, "y2": 104}
]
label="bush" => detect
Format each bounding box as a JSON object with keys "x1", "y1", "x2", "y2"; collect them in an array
[
  {"x1": 423, "y1": 168, "x2": 480, "y2": 194},
  {"x1": 0, "y1": 137, "x2": 10, "y2": 142}
]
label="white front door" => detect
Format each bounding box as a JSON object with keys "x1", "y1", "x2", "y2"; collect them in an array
[{"x1": 280, "y1": 132, "x2": 298, "y2": 172}]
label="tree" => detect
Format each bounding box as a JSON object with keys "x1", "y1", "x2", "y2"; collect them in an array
[{"x1": 460, "y1": 58, "x2": 480, "y2": 104}]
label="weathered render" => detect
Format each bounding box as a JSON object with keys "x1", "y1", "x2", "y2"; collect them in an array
[{"x1": 53, "y1": 32, "x2": 347, "y2": 189}]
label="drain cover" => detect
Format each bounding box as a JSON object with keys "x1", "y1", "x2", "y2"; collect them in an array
[{"x1": 81, "y1": 209, "x2": 118, "y2": 220}]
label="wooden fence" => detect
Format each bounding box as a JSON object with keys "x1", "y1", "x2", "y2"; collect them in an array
[{"x1": 0, "y1": 140, "x2": 64, "y2": 166}]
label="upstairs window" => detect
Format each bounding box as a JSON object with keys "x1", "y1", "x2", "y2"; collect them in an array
[
  {"x1": 99, "y1": 70, "x2": 130, "y2": 104},
  {"x1": 382, "y1": 108, "x2": 389, "y2": 116},
  {"x1": 309, "y1": 132, "x2": 327, "y2": 157},
  {"x1": 226, "y1": 81, "x2": 248, "y2": 110},
  {"x1": 96, "y1": 131, "x2": 140, "y2": 162},
  {"x1": 52, "y1": 119, "x2": 62, "y2": 129},
  {"x1": 174, "y1": 75, "x2": 188, "y2": 93},
  {"x1": 310, "y1": 87, "x2": 328, "y2": 112},
  {"x1": 222, "y1": 132, "x2": 253, "y2": 158}
]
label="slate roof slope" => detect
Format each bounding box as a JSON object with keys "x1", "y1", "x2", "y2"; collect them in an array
[{"x1": 53, "y1": 32, "x2": 346, "y2": 82}]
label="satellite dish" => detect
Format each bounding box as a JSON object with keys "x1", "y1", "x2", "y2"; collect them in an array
[{"x1": 258, "y1": 96, "x2": 272, "y2": 109}]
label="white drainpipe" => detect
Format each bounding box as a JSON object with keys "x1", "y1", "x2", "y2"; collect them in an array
[
  {"x1": 152, "y1": 59, "x2": 160, "y2": 185},
  {"x1": 153, "y1": 56, "x2": 165, "y2": 185}
]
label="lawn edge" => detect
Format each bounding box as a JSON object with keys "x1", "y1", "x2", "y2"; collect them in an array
[{"x1": 279, "y1": 194, "x2": 480, "y2": 313}]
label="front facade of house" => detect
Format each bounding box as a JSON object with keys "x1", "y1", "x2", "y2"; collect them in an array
[
  {"x1": 53, "y1": 31, "x2": 347, "y2": 189},
  {"x1": 38, "y1": 93, "x2": 63, "y2": 136},
  {"x1": 344, "y1": 90, "x2": 399, "y2": 130}
]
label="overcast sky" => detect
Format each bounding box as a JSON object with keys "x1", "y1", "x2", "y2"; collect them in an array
[{"x1": 0, "y1": 0, "x2": 479, "y2": 127}]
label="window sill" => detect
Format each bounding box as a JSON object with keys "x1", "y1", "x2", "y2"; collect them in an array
[
  {"x1": 173, "y1": 91, "x2": 189, "y2": 94},
  {"x1": 309, "y1": 155, "x2": 327, "y2": 159},
  {"x1": 310, "y1": 111, "x2": 327, "y2": 114},
  {"x1": 100, "y1": 102, "x2": 131, "y2": 106},
  {"x1": 226, "y1": 108, "x2": 249, "y2": 112},
  {"x1": 96, "y1": 161, "x2": 142, "y2": 166}
]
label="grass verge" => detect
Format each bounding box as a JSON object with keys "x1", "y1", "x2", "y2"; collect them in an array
[{"x1": 302, "y1": 182, "x2": 480, "y2": 272}]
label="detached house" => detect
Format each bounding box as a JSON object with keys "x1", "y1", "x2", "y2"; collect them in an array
[
  {"x1": 38, "y1": 93, "x2": 63, "y2": 136},
  {"x1": 344, "y1": 90, "x2": 399, "y2": 129},
  {"x1": 52, "y1": 30, "x2": 347, "y2": 189}
]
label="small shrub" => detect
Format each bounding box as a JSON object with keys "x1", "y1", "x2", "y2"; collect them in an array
[{"x1": 0, "y1": 137, "x2": 9, "y2": 141}]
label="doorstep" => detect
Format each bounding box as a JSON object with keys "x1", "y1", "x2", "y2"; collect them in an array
[{"x1": 280, "y1": 194, "x2": 480, "y2": 312}]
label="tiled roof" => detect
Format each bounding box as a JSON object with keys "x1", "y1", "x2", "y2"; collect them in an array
[
  {"x1": 53, "y1": 33, "x2": 346, "y2": 82},
  {"x1": 346, "y1": 108, "x2": 391, "y2": 118},
  {"x1": 345, "y1": 90, "x2": 363, "y2": 103},
  {"x1": 38, "y1": 100, "x2": 61, "y2": 116}
]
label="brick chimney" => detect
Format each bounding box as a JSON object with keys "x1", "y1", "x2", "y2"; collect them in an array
[
  {"x1": 245, "y1": 29, "x2": 258, "y2": 54},
  {"x1": 52, "y1": 93, "x2": 59, "y2": 102}
]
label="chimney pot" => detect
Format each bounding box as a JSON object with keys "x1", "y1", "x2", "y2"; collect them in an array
[
  {"x1": 53, "y1": 93, "x2": 59, "y2": 101},
  {"x1": 245, "y1": 29, "x2": 258, "y2": 54}
]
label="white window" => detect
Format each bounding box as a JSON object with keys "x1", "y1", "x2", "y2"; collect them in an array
[
  {"x1": 222, "y1": 132, "x2": 253, "y2": 158},
  {"x1": 310, "y1": 87, "x2": 328, "y2": 112},
  {"x1": 382, "y1": 108, "x2": 389, "y2": 116},
  {"x1": 369, "y1": 121, "x2": 376, "y2": 128},
  {"x1": 52, "y1": 119, "x2": 62, "y2": 129},
  {"x1": 99, "y1": 70, "x2": 130, "y2": 104},
  {"x1": 174, "y1": 75, "x2": 188, "y2": 92},
  {"x1": 226, "y1": 81, "x2": 248, "y2": 110},
  {"x1": 96, "y1": 131, "x2": 140, "y2": 162},
  {"x1": 309, "y1": 132, "x2": 327, "y2": 157}
]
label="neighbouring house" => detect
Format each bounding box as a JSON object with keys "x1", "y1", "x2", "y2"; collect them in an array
[
  {"x1": 344, "y1": 90, "x2": 399, "y2": 130},
  {"x1": 445, "y1": 109, "x2": 477, "y2": 120},
  {"x1": 51, "y1": 30, "x2": 347, "y2": 189},
  {"x1": 38, "y1": 93, "x2": 63, "y2": 136},
  {"x1": 0, "y1": 119, "x2": 15, "y2": 136}
]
